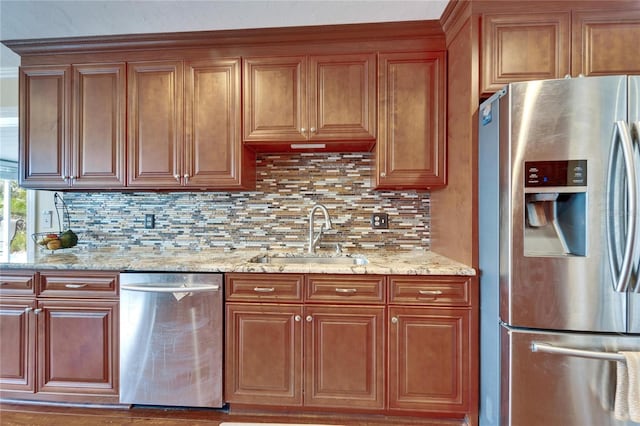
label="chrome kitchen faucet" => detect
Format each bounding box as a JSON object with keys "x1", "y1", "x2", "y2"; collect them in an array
[{"x1": 308, "y1": 204, "x2": 332, "y2": 253}]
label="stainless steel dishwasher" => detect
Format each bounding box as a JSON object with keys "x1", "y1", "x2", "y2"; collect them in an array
[{"x1": 119, "y1": 272, "x2": 223, "y2": 408}]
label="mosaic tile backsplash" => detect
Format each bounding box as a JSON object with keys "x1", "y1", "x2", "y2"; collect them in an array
[{"x1": 64, "y1": 153, "x2": 430, "y2": 252}]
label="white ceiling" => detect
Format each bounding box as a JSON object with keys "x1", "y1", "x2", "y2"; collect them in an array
[
  {"x1": 0, "y1": 0, "x2": 448, "y2": 67},
  {"x1": 0, "y1": 0, "x2": 448, "y2": 164}
]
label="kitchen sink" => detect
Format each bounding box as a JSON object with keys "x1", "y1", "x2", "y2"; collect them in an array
[{"x1": 249, "y1": 254, "x2": 369, "y2": 266}]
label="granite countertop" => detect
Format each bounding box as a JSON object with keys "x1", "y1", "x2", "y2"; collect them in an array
[{"x1": 1, "y1": 248, "x2": 476, "y2": 276}]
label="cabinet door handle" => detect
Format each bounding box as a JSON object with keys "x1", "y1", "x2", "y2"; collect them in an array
[
  {"x1": 24, "y1": 307, "x2": 33, "y2": 313},
  {"x1": 301, "y1": 127, "x2": 307, "y2": 134},
  {"x1": 173, "y1": 174, "x2": 180, "y2": 182},
  {"x1": 306, "y1": 315, "x2": 313, "y2": 322},
  {"x1": 294, "y1": 315, "x2": 302, "y2": 322},
  {"x1": 418, "y1": 290, "x2": 443, "y2": 296},
  {"x1": 310, "y1": 127, "x2": 316, "y2": 133},
  {"x1": 380, "y1": 172, "x2": 386, "y2": 178},
  {"x1": 335, "y1": 288, "x2": 357, "y2": 294},
  {"x1": 65, "y1": 284, "x2": 87, "y2": 289},
  {"x1": 391, "y1": 316, "x2": 398, "y2": 324},
  {"x1": 33, "y1": 308, "x2": 42, "y2": 315},
  {"x1": 253, "y1": 287, "x2": 275, "y2": 293},
  {"x1": 183, "y1": 174, "x2": 189, "y2": 184}
]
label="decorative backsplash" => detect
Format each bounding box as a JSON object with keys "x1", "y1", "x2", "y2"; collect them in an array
[{"x1": 64, "y1": 153, "x2": 430, "y2": 252}]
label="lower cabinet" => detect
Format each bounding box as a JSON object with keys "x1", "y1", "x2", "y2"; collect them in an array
[
  {"x1": 0, "y1": 270, "x2": 119, "y2": 404},
  {"x1": 225, "y1": 273, "x2": 475, "y2": 418},
  {"x1": 225, "y1": 273, "x2": 385, "y2": 411},
  {"x1": 388, "y1": 306, "x2": 470, "y2": 414}
]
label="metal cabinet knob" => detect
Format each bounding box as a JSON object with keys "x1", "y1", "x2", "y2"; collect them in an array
[
  {"x1": 301, "y1": 127, "x2": 307, "y2": 133},
  {"x1": 306, "y1": 315, "x2": 313, "y2": 322},
  {"x1": 294, "y1": 315, "x2": 302, "y2": 322},
  {"x1": 310, "y1": 127, "x2": 316, "y2": 133},
  {"x1": 173, "y1": 174, "x2": 180, "y2": 181},
  {"x1": 33, "y1": 308, "x2": 42, "y2": 315},
  {"x1": 24, "y1": 307, "x2": 33, "y2": 313},
  {"x1": 380, "y1": 172, "x2": 386, "y2": 178},
  {"x1": 391, "y1": 317, "x2": 398, "y2": 324}
]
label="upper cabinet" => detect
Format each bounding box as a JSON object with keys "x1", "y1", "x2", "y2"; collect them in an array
[
  {"x1": 19, "y1": 64, "x2": 126, "y2": 189},
  {"x1": 481, "y1": 6, "x2": 640, "y2": 96},
  {"x1": 128, "y1": 59, "x2": 254, "y2": 190},
  {"x1": 481, "y1": 12, "x2": 571, "y2": 95},
  {"x1": 243, "y1": 53, "x2": 376, "y2": 152},
  {"x1": 185, "y1": 58, "x2": 255, "y2": 190},
  {"x1": 572, "y1": 9, "x2": 640, "y2": 76},
  {"x1": 8, "y1": 21, "x2": 446, "y2": 191},
  {"x1": 127, "y1": 61, "x2": 184, "y2": 188},
  {"x1": 376, "y1": 51, "x2": 446, "y2": 190}
]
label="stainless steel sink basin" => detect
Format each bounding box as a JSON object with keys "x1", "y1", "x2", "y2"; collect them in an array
[{"x1": 249, "y1": 254, "x2": 368, "y2": 266}]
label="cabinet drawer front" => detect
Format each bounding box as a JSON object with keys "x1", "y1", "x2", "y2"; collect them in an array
[
  {"x1": 306, "y1": 275, "x2": 385, "y2": 303},
  {"x1": 38, "y1": 272, "x2": 118, "y2": 298},
  {"x1": 0, "y1": 271, "x2": 37, "y2": 296},
  {"x1": 225, "y1": 273, "x2": 303, "y2": 302},
  {"x1": 389, "y1": 276, "x2": 470, "y2": 306}
]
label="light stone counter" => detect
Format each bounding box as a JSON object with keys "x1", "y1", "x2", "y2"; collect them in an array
[{"x1": 1, "y1": 248, "x2": 476, "y2": 276}]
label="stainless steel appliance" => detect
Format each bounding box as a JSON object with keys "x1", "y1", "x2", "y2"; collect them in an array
[
  {"x1": 119, "y1": 272, "x2": 223, "y2": 408},
  {"x1": 478, "y1": 75, "x2": 640, "y2": 426}
]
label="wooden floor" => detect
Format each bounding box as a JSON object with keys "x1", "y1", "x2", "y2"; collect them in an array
[{"x1": 0, "y1": 402, "x2": 467, "y2": 426}]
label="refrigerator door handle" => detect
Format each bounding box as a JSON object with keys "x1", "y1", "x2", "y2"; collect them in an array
[
  {"x1": 606, "y1": 121, "x2": 637, "y2": 293},
  {"x1": 531, "y1": 342, "x2": 626, "y2": 363}
]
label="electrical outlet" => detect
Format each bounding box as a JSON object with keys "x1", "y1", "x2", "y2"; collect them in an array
[
  {"x1": 371, "y1": 213, "x2": 388, "y2": 229},
  {"x1": 144, "y1": 214, "x2": 155, "y2": 229}
]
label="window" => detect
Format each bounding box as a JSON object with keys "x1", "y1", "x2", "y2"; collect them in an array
[{"x1": 0, "y1": 178, "x2": 27, "y2": 262}]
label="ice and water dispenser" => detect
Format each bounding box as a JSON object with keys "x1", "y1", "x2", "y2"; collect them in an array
[{"x1": 523, "y1": 160, "x2": 587, "y2": 257}]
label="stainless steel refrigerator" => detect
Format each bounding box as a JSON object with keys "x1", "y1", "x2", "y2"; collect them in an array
[{"x1": 478, "y1": 75, "x2": 640, "y2": 426}]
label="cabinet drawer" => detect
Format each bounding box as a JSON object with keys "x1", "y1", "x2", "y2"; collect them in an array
[
  {"x1": 306, "y1": 275, "x2": 385, "y2": 304},
  {"x1": 389, "y1": 276, "x2": 471, "y2": 306},
  {"x1": 226, "y1": 273, "x2": 303, "y2": 302},
  {"x1": 38, "y1": 271, "x2": 118, "y2": 298},
  {"x1": 0, "y1": 270, "x2": 37, "y2": 296}
]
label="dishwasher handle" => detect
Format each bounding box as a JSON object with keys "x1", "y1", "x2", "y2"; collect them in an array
[{"x1": 121, "y1": 284, "x2": 221, "y2": 293}]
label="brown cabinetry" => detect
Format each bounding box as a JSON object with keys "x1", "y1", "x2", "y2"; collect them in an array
[
  {"x1": 128, "y1": 59, "x2": 254, "y2": 190},
  {"x1": 572, "y1": 9, "x2": 640, "y2": 76},
  {"x1": 481, "y1": 6, "x2": 640, "y2": 96},
  {"x1": 19, "y1": 64, "x2": 126, "y2": 189},
  {"x1": 127, "y1": 61, "x2": 183, "y2": 188},
  {"x1": 387, "y1": 276, "x2": 472, "y2": 415},
  {"x1": 226, "y1": 273, "x2": 474, "y2": 418},
  {"x1": 243, "y1": 53, "x2": 376, "y2": 152},
  {"x1": 225, "y1": 273, "x2": 385, "y2": 411},
  {"x1": 0, "y1": 270, "x2": 119, "y2": 404},
  {"x1": 376, "y1": 51, "x2": 446, "y2": 189},
  {"x1": 481, "y1": 12, "x2": 571, "y2": 94}
]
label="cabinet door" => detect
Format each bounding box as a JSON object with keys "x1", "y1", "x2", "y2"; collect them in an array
[
  {"x1": 0, "y1": 298, "x2": 36, "y2": 392},
  {"x1": 572, "y1": 9, "x2": 640, "y2": 76},
  {"x1": 71, "y1": 63, "x2": 126, "y2": 188},
  {"x1": 376, "y1": 51, "x2": 446, "y2": 189},
  {"x1": 127, "y1": 61, "x2": 183, "y2": 188},
  {"x1": 304, "y1": 305, "x2": 384, "y2": 410},
  {"x1": 225, "y1": 303, "x2": 303, "y2": 406},
  {"x1": 481, "y1": 12, "x2": 571, "y2": 95},
  {"x1": 243, "y1": 56, "x2": 307, "y2": 142},
  {"x1": 185, "y1": 58, "x2": 254, "y2": 189},
  {"x1": 36, "y1": 299, "x2": 118, "y2": 397},
  {"x1": 308, "y1": 53, "x2": 376, "y2": 141},
  {"x1": 19, "y1": 65, "x2": 71, "y2": 189},
  {"x1": 388, "y1": 306, "x2": 470, "y2": 414}
]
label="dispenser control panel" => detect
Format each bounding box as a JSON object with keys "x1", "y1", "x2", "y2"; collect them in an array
[{"x1": 525, "y1": 160, "x2": 587, "y2": 187}]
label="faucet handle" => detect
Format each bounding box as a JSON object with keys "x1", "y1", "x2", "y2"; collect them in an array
[{"x1": 335, "y1": 243, "x2": 342, "y2": 254}]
